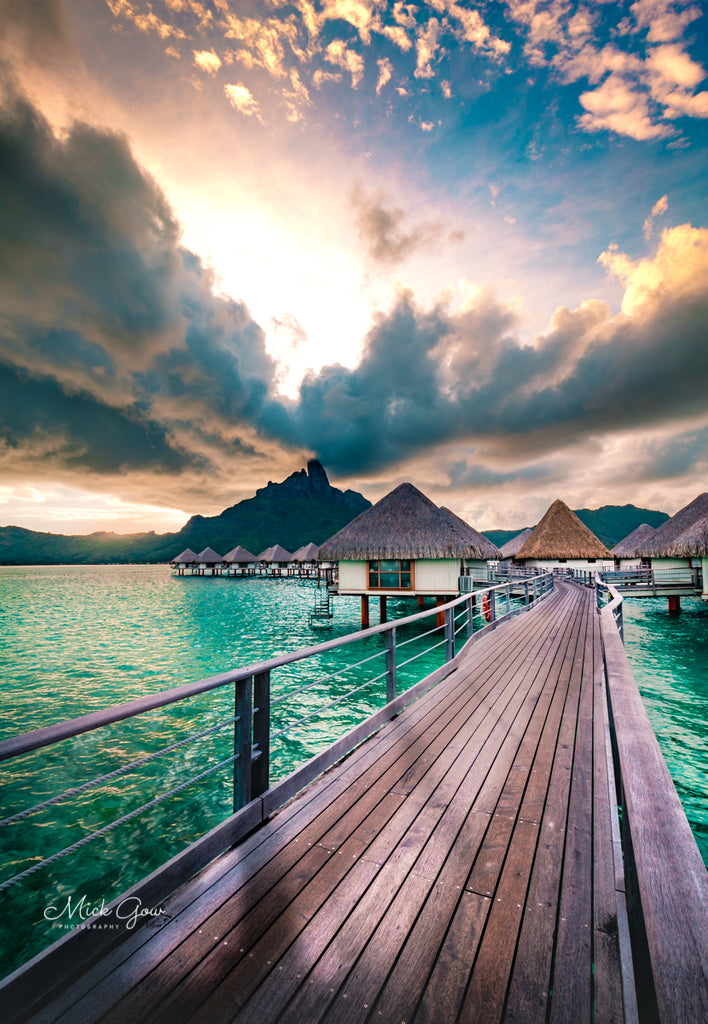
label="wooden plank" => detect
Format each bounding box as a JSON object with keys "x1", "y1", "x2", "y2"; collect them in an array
[
  {"x1": 548, "y1": 597, "x2": 593, "y2": 1024},
  {"x1": 413, "y1": 891, "x2": 491, "y2": 1024},
  {"x1": 366, "y1": 812, "x2": 491, "y2": 1024},
  {"x1": 458, "y1": 817, "x2": 540, "y2": 1024},
  {"x1": 502, "y1": 586, "x2": 588, "y2": 1024},
  {"x1": 591, "y1": 612, "x2": 626, "y2": 1024}
]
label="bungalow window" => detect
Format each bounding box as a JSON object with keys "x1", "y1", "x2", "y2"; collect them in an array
[{"x1": 368, "y1": 560, "x2": 413, "y2": 589}]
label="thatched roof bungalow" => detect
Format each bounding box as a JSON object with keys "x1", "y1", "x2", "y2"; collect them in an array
[
  {"x1": 257, "y1": 544, "x2": 293, "y2": 565},
  {"x1": 223, "y1": 545, "x2": 257, "y2": 565},
  {"x1": 610, "y1": 524, "x2": 657, "y2": 567},
  {"x1": 667, "y1": 515, "x2": 708, "y2": 600},
  {"x1": 499, "y1": 528, "x2": 533, "y2": 560},
  {"x1": 640, "y1": 493, "x2": 708, "y2": 557},
  {"x1": 171, "y1": 547, "x2": 198, "y2": 565},
  {"x1": 634, "y1": 493, "x2": 708, "y2": 584},
  {"x1": 318, "y1": 482, "x2": 500, "y2": 598},
  {"x1": 292, "y1": 542, "x2": 320, "y2": 563},
  {"x1": 514, "y1": 499, "x2": 611, "y2": 569},
  {"x1": 195, "y1": 546, "x2": 223, "y2": 576}
]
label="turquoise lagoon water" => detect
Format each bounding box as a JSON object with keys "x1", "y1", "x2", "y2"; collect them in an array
[
  {"x1": 0, "y1": 565, "x2": 706, "y2": 978},
  {"x1": 0, "y1": 564, "x2": 450, "y2": 977}
]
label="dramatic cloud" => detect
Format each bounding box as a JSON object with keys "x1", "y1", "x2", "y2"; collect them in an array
[
  {"x1": 290, "y1": 225, "x2": 708, "y2": 473},
  {"x1": 0, "y1": 79, "x2": 296, "y2": 505}
]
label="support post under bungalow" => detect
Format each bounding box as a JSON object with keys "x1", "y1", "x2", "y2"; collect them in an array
[
  {"x1": 361, "y1": 595, "x2": 370, "y2": 629},
  {"x1": 379, "y1": 596, "x2": 387, "y2": 624},
  {"x1": 436, "y1": 596, "x2": 445, "y2": 628}
]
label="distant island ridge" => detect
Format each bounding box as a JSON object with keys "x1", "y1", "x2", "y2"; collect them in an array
[{"x1": 0, "y1": 461, "x2": 670, "y2": 565}]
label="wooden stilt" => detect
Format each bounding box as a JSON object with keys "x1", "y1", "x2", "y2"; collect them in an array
[
  {"x1": 668, "y1": 595, "x2": 681, "y2": 614},
  {"x1": 379, "y1": 596, "x2": 387, "y2": 624},
  {"x1": 436, "y1": 596, "x2": 445, "y2": 628},
  {"x1": 361, "y1": 594, "x2": 370, "y2": 629},
  {"x1": 417, "y1": 596, "x2": 425, "y2": 608}
]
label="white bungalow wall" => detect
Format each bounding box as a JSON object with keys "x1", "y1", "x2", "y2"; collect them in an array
[{"x1": 337, "y1": 559, "x2": 461, "y2": 595}]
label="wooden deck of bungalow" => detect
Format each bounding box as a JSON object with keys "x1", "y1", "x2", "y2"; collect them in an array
[{"x1": 3, "y1": 581, "x2": 708, "y2": 1023}]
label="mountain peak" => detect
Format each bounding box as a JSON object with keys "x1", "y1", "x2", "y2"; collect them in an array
[{"x1": 307, "y1": 458, "x2": 329, "y2": 493}]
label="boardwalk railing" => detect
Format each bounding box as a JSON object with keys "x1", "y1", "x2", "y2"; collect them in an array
[
  {"x1": 0, "y1": 573, "x2": 554, "y2": 977},
  {"x1": 597, "y1": 577, "x2": 708, "y2": 1022}
]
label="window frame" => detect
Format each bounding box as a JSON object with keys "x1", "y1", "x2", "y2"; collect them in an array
[{"x1": 366, "y1": 559, "x2": 415, "y2": 591}]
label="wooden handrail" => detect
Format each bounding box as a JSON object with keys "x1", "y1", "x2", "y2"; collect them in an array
[{"x1": 600, "y1": 605, "x2": 708, "y2": 1021}]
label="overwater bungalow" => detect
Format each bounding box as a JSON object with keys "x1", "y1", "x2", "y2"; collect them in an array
[
  {"x1": 638, "y1": 492, "x2": 708, "y2": 584},
  {"x1": 499, "y1": 527, "x2": 533, "y2": 560},
  {"x1": 438, "y1": 506, "x2": 500, "y2": 580},
  {"x1": 318, "y1": 482, "x2": 501, "y2": 626},
  {"x1": 170, "y1": 547, "x2": 198, "y2": 575},
  {"x1": 514, "y1": 499, "x2": 612, "y2": 571},
  {"x1": 292, "y1": 542, "x2": 320, "y2": 563},
  {"x1": 195, "y1": 546, "x2": 223, "y2": 576},
  {"x1": 223, "y1": 545, "x2": 257, "y2": 577},
  {"x1": 257, "y1": 544, "x2": 293, "y2": 576},
  {"x1": 610, "y1": 523, "x2": 656, "y2": 569},
  {"x1": 667, "y1": 514, "x2": 708, "y2": 600}
]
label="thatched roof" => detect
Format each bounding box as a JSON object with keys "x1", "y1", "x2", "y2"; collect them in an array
[
  {"x1": 667, "y1": 516, "x2": 708, "y2": 557},
  {"x1": 318, "y1": 482, "x2": 499, "y2": 561},
  {"x1": 292, "y1": 542, "x2": 320, "y2": 561},
  {"x1": 196, "y1": 546, "x2": 223, "y2": 562},
  {"x1": 515, "y1": 499, "x2": 611, "y2": 560},
  {"x1": 223, "y1": 545, "x2": 257, "y2": 563},
  {"x1": 642, "y1": 493, "x2": 708, "y2": 556},
  {"x1": 499, "y1": 528, "x2": 533, "y2": 558},
  {"x1": 438, "y1": 507, "x2": 501, "y2": 559},
  {"x1": 611, "y1": 523, "x2": 657, "y2": 557},
  {"x1": 258, "y1": 544, "x2": 293, "y2": 562},
  {"x1": 171, "y1": 548, "x2": 198, "y2": 564}
]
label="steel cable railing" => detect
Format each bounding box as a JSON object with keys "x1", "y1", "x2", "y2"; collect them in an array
[{"x1": 0, "y1": 572, "x2": 555, "y2": 908}]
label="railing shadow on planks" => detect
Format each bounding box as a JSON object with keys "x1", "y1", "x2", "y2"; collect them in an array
[{"x1": 0, "y1": 572, "x2": 554, "y2": 988}]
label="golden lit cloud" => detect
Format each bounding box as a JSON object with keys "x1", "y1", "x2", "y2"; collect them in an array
[
  {"x1": 193, "y1": 49, "x2": 222, "y2": 74},
  {"x1": 224, "y1": 82, "x2": 262, "y2": 118},
  {"x1": 325, "y1": 40, "x2": 365, "y2": 88},
  {"x1": 599, "y1": 223, "x2": 708, "y2": 316}
]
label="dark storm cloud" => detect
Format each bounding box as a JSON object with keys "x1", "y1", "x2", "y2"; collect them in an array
[
  {"x1": 290, "y1": 277, "x2": 708, "y2": 474},
  {"x1": 352, "y1": 187, "x2": 450, "y2": 265},
  {"x1": 0, "y1": 359, "x2": 197, "y2": 473},
  {"x1": 0, "y1": 77, "x2": 284, "y2": 478},
  {"x1": 2, "y1": 72, "x2": 708, "y2": 498}
]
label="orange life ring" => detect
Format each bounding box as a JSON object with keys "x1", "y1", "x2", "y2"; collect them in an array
[{"x1": 482, "y1": 594, "x2": 491, "y2": 623}]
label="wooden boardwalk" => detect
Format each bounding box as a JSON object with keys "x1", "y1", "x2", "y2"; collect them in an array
[{"x1": 10, "y1": 582, "x2": 635, "y2": 1023}]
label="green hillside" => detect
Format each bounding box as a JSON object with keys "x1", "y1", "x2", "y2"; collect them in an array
[{"x1": 0, "y1": 461, "x2": 371, "y2": 565}]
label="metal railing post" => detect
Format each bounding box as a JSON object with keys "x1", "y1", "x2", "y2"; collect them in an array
[
  {"x1": 466, "y1": 596, "x2": 475, "y2": 639},
  {"x1": 524, "y1": 581, "x2": 529, "y2": 605},
  {"x1": 506, "y1": 583, "x2": 511, "y2": 615},
  {"x1": 385, "y1": 627, "x2": 397, "y2": 703},
  {"x1": 251, "y1": 669, "x2": 271, "y2": 798},
  {"x1": 488, "y1": 589, "x2": 496, "y2": 623},
  {"x1": 444, "y1": 607, "x2": 455, "y2": 661},
  {"x1": 233, "y1": 678, "x2": 253, "y2": 813}
]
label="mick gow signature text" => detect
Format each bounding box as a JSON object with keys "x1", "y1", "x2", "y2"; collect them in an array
[{"x1": 44, "y1": 895, "x2": 165, "y2": 930}]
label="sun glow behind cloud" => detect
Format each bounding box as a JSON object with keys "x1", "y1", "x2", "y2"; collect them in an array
[{"x1": 0, "y1": 0, "x2": 707, "y2": 533}]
